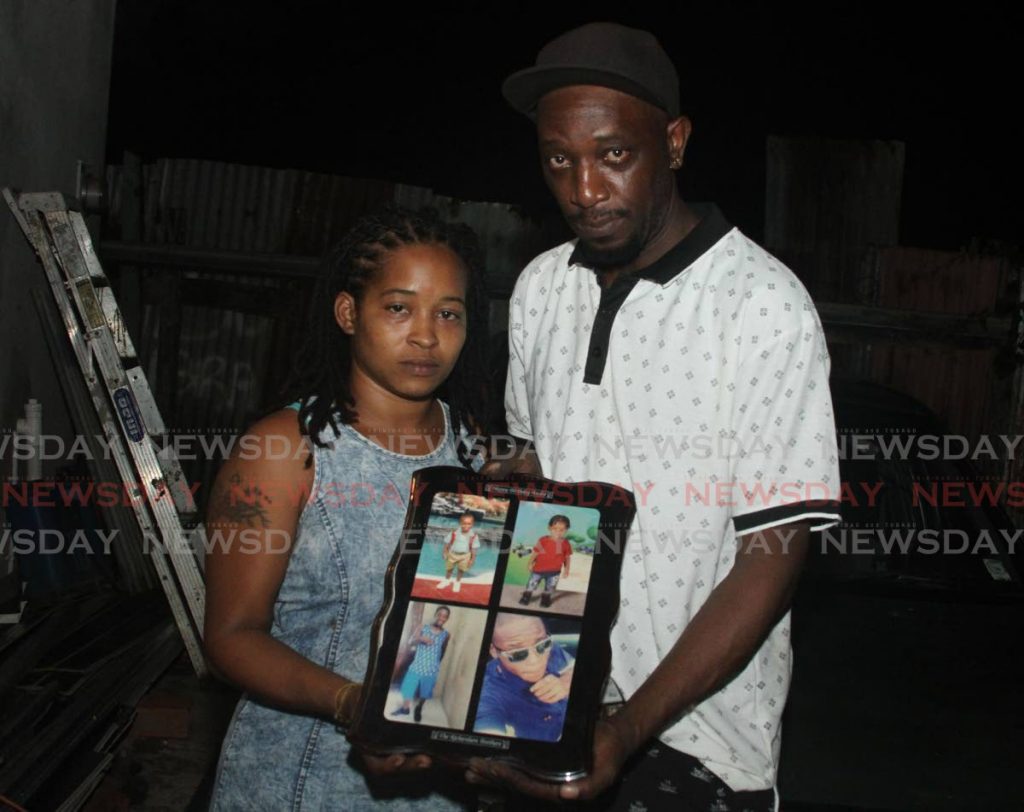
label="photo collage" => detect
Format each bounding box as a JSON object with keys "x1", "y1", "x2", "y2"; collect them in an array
[{"x1": 386, "y1": 493, "x2": 602, "y2": 744}]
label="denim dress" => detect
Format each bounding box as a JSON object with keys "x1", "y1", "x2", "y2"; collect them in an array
[{"x1": 210, "y1": 404, "x2": 472, "y2": 811}]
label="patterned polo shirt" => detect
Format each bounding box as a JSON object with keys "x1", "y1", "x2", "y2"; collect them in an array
[{"x1": 504, "y1": 204, "x2": 841, "y2": 791}]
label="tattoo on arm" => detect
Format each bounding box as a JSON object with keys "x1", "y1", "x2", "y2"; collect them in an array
[{"x1": 214, "y1": 473, "x2": 273, "y2": 528}]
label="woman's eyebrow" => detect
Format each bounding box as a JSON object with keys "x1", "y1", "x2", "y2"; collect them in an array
[{"x1": 375, "y1": 289, "x2": 465, "y2": 304}]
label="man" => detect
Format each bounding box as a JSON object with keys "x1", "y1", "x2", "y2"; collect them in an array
[
  {"x1": 473, "y1": 614, "x2": 575, "y2": 742},
  {"x1": 471, "y1": 22, "x2": 842, "y2": 810}
]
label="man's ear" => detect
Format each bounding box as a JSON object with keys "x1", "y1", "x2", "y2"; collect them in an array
[
  {"x1": 334, "y1": 291, "x2": 357, "y2": 335},
  {"x1": 489, "y1": 644, "x2": 498, "y2": 659},
  {"x1": 667, "y1": 115, "x2": 693, "y2": 169}
]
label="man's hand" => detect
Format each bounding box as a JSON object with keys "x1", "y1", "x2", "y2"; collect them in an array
[
  {"x1": 479, "y1": 442, "x2": 542, "y2": 479},
  {"x1": 529, "y1": 671, "x2": 571, "y2": 704},
  {"x1": 465, "y1": 718, "x2": 633, "y2": 802}
]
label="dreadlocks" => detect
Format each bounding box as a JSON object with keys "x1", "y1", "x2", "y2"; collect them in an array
[{"x1": 284, "y1": 206, "x2": 490, "y2": 467}]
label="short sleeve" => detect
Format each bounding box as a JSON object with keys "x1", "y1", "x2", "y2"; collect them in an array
[
  {"x1": 730, "y1": 302, "x2": 842, "y2": 535},
  {"x1": 504, "y1": 279, "x2": 534, "y2": 442}
]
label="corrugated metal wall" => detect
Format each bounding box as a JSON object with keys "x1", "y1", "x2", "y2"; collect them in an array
[
  {"x1": 765, "y1": 136, "x2": 905, "y2": 302},
  {"x1": 765, "y1": 135, "x2": 907, "y2": 382},
  {"x1": 104, "y1": 158, "x2": 547, "y2": 510},
  {"x1": 765, "y1": 137, "x2": 1019, "y2": 528},
  {"x1": 761, "y1": 137, "x2": 1015, "y2": 481},
  {"x1": 868, "y1": 247, "x2": 1011, "y2": 442}
]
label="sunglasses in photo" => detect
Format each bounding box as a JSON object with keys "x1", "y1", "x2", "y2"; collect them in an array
[{"x1": 496, "y1": 635, "x2": 554, "y2": 663}]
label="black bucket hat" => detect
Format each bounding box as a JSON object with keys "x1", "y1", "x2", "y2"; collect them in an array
[{"x1": 502, "y1": 22, "x2": 680, "y2": 119}]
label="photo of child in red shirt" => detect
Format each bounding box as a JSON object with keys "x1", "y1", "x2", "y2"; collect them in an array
[{"x1": 519, "y1": 515, "x2": 573, "y2": 608}]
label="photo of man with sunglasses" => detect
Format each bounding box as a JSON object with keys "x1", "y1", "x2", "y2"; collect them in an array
[{"x1": 473, "y1": 613, "x2": 577, "y2": 742}]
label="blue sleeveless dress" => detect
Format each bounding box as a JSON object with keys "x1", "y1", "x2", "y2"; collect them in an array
[{"x1": 210, "y1": 403, "x2": 473, "y2": 811}]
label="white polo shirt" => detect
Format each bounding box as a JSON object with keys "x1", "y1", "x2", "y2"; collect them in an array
[{"x1": 505, "y1": 204, "x2": 841, "y2": 791}]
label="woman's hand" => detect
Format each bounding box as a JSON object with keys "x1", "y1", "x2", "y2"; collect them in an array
[{"x1": 359, "y1": 751, "x2": 434, "y2": 777}]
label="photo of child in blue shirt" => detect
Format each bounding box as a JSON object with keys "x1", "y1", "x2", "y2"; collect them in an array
[
  {"x1": 392, "y1": 606, "x2": 451, "y2": 723},
  {"x1": 473, "y1": 614, "x2": 577, "y2": 742}
]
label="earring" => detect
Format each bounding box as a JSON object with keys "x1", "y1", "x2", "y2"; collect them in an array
[{"x1": 670, "y1": 157, "x2": 683, "y2": 170}]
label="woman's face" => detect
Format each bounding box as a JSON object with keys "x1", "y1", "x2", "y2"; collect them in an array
[{"x1": 335, "y1": 243, "x2": 468, "y2": 404}]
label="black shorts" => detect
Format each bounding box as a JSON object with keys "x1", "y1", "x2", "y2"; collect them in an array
[
  {"x1": 480, "y1": 741, "x2": 775, "y2": 812},
  {"x1": 587, "y1": 741, "x2": 775, "y2": 812}
]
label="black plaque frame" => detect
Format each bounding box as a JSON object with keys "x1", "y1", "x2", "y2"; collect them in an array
[{"x1": 347, "y1": 466, "x2": 636, "y2": 782}]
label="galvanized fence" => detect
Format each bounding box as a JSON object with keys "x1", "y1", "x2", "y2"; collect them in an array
[{"x1": 101, "y1": 157, "x2": 547, "y2": 521}]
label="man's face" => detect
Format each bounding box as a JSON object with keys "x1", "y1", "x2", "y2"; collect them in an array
[
  {"x1": 490, "y1": 616, "x2": 551, "y2": 683},
  {"x1": 460, "y1": 515, "x2": 475, "y2": 533},
  {"x1": 536, "y1": 85, "x2": 684, "y2": 269},
  {"x1": 434, "y1": 608, "x2": 450, "y2": 627}
]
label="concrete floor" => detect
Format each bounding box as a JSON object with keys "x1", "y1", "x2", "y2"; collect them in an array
[{"x1": 83, "y1": 660, "x2": 237, "y2": 812}]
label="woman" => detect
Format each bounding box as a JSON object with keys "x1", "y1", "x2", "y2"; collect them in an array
[{"x1": 205, "y1": 207, "x2": 487, "y2": 810}]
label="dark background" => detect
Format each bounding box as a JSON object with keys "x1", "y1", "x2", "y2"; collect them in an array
[
  {"x1": 4, "y1": 5, "x2": 1021, "y2": 809},
  {"x1": 107, "y1": 2, "x2": 1022, "y2": 252}
]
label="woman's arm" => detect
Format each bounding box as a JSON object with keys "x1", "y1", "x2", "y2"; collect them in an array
[
  {"x1": 204, "y1": 410, "x2": 432, "y2": 776},
  {"x1": 203, "y1": 410, "x2": 356, "y2": 724}
]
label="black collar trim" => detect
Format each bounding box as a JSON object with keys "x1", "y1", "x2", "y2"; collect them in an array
[{"x1": 569, "y1": 203, "x2": 732, "y2": 284}]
